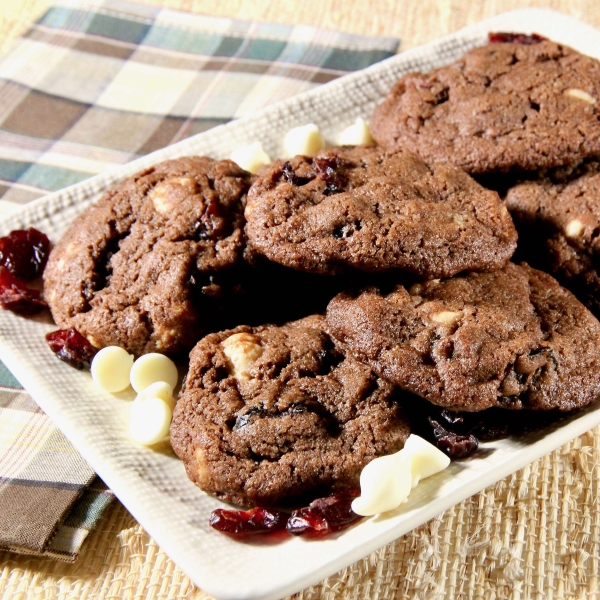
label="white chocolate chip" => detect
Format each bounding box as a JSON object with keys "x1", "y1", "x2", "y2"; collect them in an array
[
  {"x1": 339, "y1": 117, "x2": 374, "y2": 146},
  {"x1": 565, "y1": 218, "x2": 585, "y2": 238},
  {"x1": 221, "y1": 332, "x2": 264, "y2": 381},
  {"x1": 284, "y1": 124, "x2": 325, "y2": 157},
  {"x1": 351, "y1": 434, "x2": 450, "y2": 516},
  {"x1": 149, "y1": 177, "x2": 196, "y2": 213},
  {"x1": 430, "y1": 310, "x2": 463, "y2": 327},
  {"x1": 129, "y1": 396, "x2": 172, "y2": 445},
  {"x1": 130, "y1": 353, "x2": 178, "y2": 393},
  {"x1": 564, "y1": 88, "x2": 596, "y2": 104},
  {"x1": 230, "y1": 142, "x2": 271, "y2": 174},
  {"x1": 91, "y1": 346, "x2": 134, "y2": 393},
  {"x1": 136, "y1": 380, "x2": 176, "y2": 411}
]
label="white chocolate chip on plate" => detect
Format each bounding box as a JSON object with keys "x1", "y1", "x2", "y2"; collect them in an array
[
  {"x1": 91, "y1": 346, "x2": 134, "y2": 393},
  {"x1": 137, "y1": 380, "x2": 176, "y2": 411},
  {"x1": 130, "y1": 353, "x2": 178, "y2": 393},
  {"x1": 221, "y1": 332, "x2": 264, "y2": 381},
  {"x1": 129, "y1": 395, "x2": 173, "y2": 446},
  {"x1": 338, "y1": 117, "x2": 374, "y2": 146},
  {"x1": 283, "y1": 123, "x2": 325, "y2": 157},
  {"x1": 351, "y1": 434, "x2": 450, "y2": 516},
  {"x1": 230, "y1": 142, "x2": 271, "y2": 174}
]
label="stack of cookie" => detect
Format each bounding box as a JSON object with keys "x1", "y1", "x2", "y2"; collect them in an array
[{"x1": 43, "y1": 34, "x2": 600, "y2": 509}]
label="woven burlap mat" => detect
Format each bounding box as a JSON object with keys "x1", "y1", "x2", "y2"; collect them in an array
[{"x1": 2, "y1": 0, "x2": 600, "y2": 598}]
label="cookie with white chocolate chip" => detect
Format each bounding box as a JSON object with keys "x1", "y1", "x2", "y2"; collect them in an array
[
  {"x1": 371, "y1": 36, "x2": 600, "y2": 174},
  {"x1": 170, "y1": 314, "x2": 411, "y2": 507},
  {"x1": 505, "y1": 159, "x2": 600, "y2": 318},
  {"x1": 326, "y1": 262, "x2": 600, "y2": 412},
  {"x1": 245, "y1": 145, "x2": 517, "y2": 278},
  {"x1": 43, "y1": 156, "x2": 252, "y2": 356}
]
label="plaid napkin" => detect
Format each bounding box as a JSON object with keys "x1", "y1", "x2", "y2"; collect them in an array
[{"x1": 0, "y1": 0, "x2": 399, "y2": 560}]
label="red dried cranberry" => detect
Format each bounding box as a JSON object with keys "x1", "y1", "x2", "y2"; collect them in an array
[
  {"x1": 286, "y1": 490, "x2": 362, "y2": 536},
  {"x1": 488, "y1": 32, "x2": 546, "y2": 45},
  {"x1": 313, "y1": 156, "x2": 347, "y2": 196},
  {"x1": 0, "y1": 227, "x2": 50, "y2": 280},
  {"x1": 209, "y1": 507, "x2": 287, "y2": 535},
  {"x1": 429, "y1": 418, "x2": 479, "y2": 459},
  {"x1": 281, "y1": 162, "x2": 312, "y2": 186},
  {"x1": 0, "y1": 266, "x2": 47, "y2": 315},
  {"x1": 45, "y1": 328, "x2": 98, "y2": 369}
]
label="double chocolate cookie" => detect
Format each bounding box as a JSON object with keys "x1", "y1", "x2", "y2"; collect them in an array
[
  {"x1": 43, "y1": 156, "x2": 252, "y2": 356},
  {"x1": 371, "y1": 37, "x2": 600, "y2": 174},
  {"x1": 170, "y1": 315, "x2": 411, "y2": 507},
  {"x1": 326, "y1": 263, "x2": 600, "y2": 412},
  {"x1": 506, "y1": 160, "x2": 600, "y2": 318},
  {"x1": 245, "y1": 145, "x2": 517, "y2": 278}
]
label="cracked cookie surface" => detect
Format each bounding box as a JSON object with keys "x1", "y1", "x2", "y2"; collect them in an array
[
  {"x1": 371, "y1": 39, "x2": 600, "y2": 174},
  {"x1": 245, "y1": 145, "x2": 517, "y2": 278},
  {"x1": 170, "y1": 315, "x2": 411, "y2": 507},
  {"x1": 326, "y1": 263, "x2": 600, "y2": 412},
  {"x1": 43, "y1": 156, "x2": 252, "y2": 356}
]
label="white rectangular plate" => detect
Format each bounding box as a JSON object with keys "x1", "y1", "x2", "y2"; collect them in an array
[{"x1": 1, "y1": 8, "x2": 600, "y2": 600}]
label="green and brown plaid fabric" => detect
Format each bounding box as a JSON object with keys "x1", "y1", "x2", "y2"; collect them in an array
[{"x1": 0, "y1": 0, "x2": 398, "y2": 560}]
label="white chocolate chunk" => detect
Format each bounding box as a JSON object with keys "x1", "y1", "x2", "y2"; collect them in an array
[
  {"x1": 403, "y1": 434, "x2": 451, "y2": 486},
  {"x1": 130, "y1": 353, "x2": 178, "y2": 393},
  {"x1": 129, "y1": 396, "x2": 172, "y2": 445},
  {"x1": 339, "y1": 117, "x2": 374, "y2": 146},
  {"x1": 221, "y1": 332, "x2": 263, "y2": 381},
  {"x1": 565, "y1": 218, "x2": 585, "y2": 238},
  {"x1": 284, "y1": 123, "x2": 325, "y2": 157},
  {"x1": 230, "y1": 142, "x2": 271, "y2": 174},
  {"x1": 91, "y1": 346, "x2": 134, "y2": 393},
  {"x1": 564, "y1": 88, "x2": 596, "y2": 104},
  {"x1": 430, "y1": 310, "x2": 463, "y2": 327},
  {"x1": 351, "y1": 434, "x2": 450, "y2": 516},
  {"x1": 149, "y1": 177, "x2": 196, "y2": 213},
  {"x1": 351, "y1": 453, "x2": 413, "y2": 516},
  {"x1": 136, "y1": 380, "x2": 176, "y2": 411}
]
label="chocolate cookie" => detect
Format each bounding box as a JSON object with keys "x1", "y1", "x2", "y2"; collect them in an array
[
  {"x1": 244, "y1": 146, "x2": 517, "y2": 278},
  {"x1": 371, "y1": 38, "x2": 600, "y2": 174},
  {"x1": 326, "y1": 263, "x2": 600, "y2": 412},
  {"x1": 505, "y1": 160, "x2": 600, "y2": 318},
  {"x1": 43, "y1": 156, "x2": 252, "y2": 356},
  {"x1": 170, "y1": 315, "x2": 411, "y2": 507}
]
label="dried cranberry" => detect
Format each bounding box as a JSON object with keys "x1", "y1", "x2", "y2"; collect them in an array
[
  {"x1": 281, "y1": 162, "x2": 312, "y2": 186},
  {"x1": 0, "y1": 227, "x2": 50, "y2": 280},
  {"x1": 0, "y1": 266, "x2": 47, "y2": 315},
  {"x1": 45, "y1": 328, "x2": 98, "y2": 369},
  {"x1": 429, "y1": 418, "x2": 479, "y2": 459},
  {"x1": 313, "y1": 156, "x2": 347, "y2": 196},
  {"x1": 286, "y1": 490, "x2": 362, "y2": 536},
  {"x1": 488, "y1": 32, "x2": 546, "y2": 45},
  {"x1": 209, "y1": 507, "x2": 287, "y2": 535}
]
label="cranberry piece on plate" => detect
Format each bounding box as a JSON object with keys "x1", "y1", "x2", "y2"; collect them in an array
[
  {"x1": 0, "y1": 266, "x2": 47, "y2": 315},
  {"x1": 0, "y1": 227, "x2": 50, "y2": 280},
  {"x1": 488, "y1": 32, "x2": 546, "y2": 45},
  {"x1": 45, "y1": 328, "x2": 98, "y2": 369},
  {"x1": 209, "y1": 507, "x2": 287, "y2": 535},
  {"x1": 286, "y1": 490, "x2": 362, "y2": 536}
]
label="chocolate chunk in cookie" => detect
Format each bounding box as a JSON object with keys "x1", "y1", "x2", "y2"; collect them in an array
[
  {"x1": 506, "y1": 160, "x2": 600, "y2": 318},
  {"x1": 43, "y1": 156, "x2": 252, "y2": 356},
  {"x1": 170, "y1": 315, "x2": 411, "y2": 507},
  {"x1": 326, "y1": 263, "x2": 600, "y2": 412},
  {"x1": 371, "y1": 39, "x2": 600, "y2": 174},
  {"x1": 245, "y1": 146, "x2": 516, "y2": 278}
]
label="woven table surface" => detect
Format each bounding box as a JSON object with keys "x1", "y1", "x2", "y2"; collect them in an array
[{"x1": 1, "y1": 1, "x2": 600, "y2": 599}]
